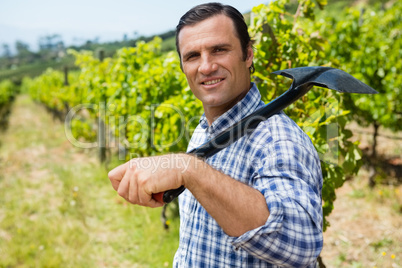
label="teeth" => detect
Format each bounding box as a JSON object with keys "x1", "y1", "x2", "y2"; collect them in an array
[{"x1": 204, "y1": 79, "x2": 222, "y2": 85}]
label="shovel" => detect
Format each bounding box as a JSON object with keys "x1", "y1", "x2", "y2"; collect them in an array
[{"x1": 153, "y1": 66, "x2": 378, "y2": 204}]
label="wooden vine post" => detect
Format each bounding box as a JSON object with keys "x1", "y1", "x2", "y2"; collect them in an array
[{"x1": 98, "y1": 49, "x2": 107, "y2": 163}]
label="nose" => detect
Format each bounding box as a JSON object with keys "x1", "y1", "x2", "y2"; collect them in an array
[{"x1": 198, "y1": 54, "x2": 218, "y2": 75}]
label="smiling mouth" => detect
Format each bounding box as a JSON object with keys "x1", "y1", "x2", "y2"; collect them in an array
[{"x1": 202, "y1": 79, "x2": 224, "y2": 85}]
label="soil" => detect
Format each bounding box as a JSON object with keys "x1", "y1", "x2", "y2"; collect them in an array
[{"x1": 320, "y1": 123, "x2": 402, "y2": 267}]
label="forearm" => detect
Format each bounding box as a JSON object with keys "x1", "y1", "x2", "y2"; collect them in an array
[{"x1": 183, "y1": 155, "x2": 269, "y2": 237}]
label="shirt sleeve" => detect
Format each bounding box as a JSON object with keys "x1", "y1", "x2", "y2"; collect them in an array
[{"x1": 230, "y1": 137, "x2": 324, "y2": 267}]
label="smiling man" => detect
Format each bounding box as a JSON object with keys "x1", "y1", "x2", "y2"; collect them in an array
[
  {"x1": 178, "y1": 12, "x2": 253, "y2": 125},
  {"x1": 108, "y1": 3, "x2": 323, "y2": 267}
]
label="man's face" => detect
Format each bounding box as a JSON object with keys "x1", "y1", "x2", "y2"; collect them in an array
[{"x1": 178, "y1": 14, "x2": 253, "y2": 120}]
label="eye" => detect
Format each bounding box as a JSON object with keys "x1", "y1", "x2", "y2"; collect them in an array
[
  {"x1": 185, "y1": 53, "x2": 199, "y2": 61},
  {"x1": 214, "y1": 47, "x2": 226, "y2": 53},
  {"x1": 212, "y1": 45, "x2": 231, "y2": 54}
]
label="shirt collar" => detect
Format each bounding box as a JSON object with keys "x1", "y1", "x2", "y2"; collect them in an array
[{"x1": 199, "y1": 82, "x2": 264, "y2": 136}]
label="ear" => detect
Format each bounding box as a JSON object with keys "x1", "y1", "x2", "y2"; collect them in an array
[{"x1": 245, "y1": 44, "x2": 254, "y2": 68}]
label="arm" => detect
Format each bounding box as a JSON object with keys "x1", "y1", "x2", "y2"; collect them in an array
[
  {"x1": 183, "y1": 155, "x2": 269, "y2": 236},
  {"x1": 108, "y1": 144, "x2": 323, "y2": 266},
  {"x1": 230, "y1": 138, "x2": 324, "y2": 267},
  {"x1": 108, "y1": 153, "x2": 269, "y2": 236}
]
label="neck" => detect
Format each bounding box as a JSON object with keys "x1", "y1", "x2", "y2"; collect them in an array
[{"x1": 204, "y1": 88, "x2": 250, "y2": 126}]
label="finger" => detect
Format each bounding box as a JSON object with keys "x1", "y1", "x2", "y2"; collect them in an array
[
  {"x1": 108, "y1": 162, "x2": 132, "y2": 190},
  {"x1": 117, "y1": 171, "x2": 131, "y2": 200},
  {"x1": 143, "y1": 178, "x2": 166, "y2": 208},
  {"x1": 140, "y1": 188, "x2": 164, "y2": 208},
  {"x1": 108, "y1": 162, "x2": 130, "y2": 183},
  {"x1": 134, "y1": 167, "x2": 164, "y2": 207},
  {"x1": 138, "y1": 183, "x2": 152, "y2": 206},
  {"x1": 148, "y1": 198, "x2": 164, "y2": 208},
  {"x1": 128, "y1": 172, "x2": 139, "y2": 204},
  {"x1": 110, "y1": 178, "x2": 120, "y2": 191}
]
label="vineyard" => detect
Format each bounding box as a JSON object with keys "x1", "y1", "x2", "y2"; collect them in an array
[{"x1": 0, "y1": 0, "x2": 401, "y2": 267}]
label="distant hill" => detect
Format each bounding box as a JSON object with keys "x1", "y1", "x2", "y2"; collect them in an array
[{"x1": 0, "y1": 0, "x2": 361, "y2": 83}]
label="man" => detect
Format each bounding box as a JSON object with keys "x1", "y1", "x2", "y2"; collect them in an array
[{"x1": 108, "y1": 3, "x2": 323, "y2": 267}]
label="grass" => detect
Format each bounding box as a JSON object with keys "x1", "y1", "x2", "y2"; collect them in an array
[
  {"x1": 0, "y1": 95, "x2": 179, "y2": 267},
  {"x1": 321, "y1": 170, "x2": 401, "y2": 267}
]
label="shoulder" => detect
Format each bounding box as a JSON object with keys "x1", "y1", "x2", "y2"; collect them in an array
[
  {"x1": 249, "y1": 111, "x2": 316, "y2": 153},
  {"x1": 248, "y1": 112, "x2": 323, "y2": 191}
]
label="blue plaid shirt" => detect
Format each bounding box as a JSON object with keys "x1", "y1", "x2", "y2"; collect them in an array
[{"x1": 173, "y1": 83, "x2": 323, "y2": 267}]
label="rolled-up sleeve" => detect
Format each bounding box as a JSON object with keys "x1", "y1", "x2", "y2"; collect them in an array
[{"x1": 231, "y1": 139, "x2": 323, "y2": 267}]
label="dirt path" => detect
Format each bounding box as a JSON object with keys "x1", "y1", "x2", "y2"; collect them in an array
[
  {"x1": 320, "y1": 123, "x2": 402, "y2": 268},
  {"x1": 0, "y1": 95, "x2": 101, "y2": 266},
  {"x1": 320, "y1": 171, "x2": 401, "y2": 267},
  {"x1": 0, "y1": 95, "x2": 94, "y2": 180},
  {"x1": 0, "y1": 95, "x2": 179, "y2": 267}
]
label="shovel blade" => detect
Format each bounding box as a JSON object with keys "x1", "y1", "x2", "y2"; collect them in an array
[{"x1": 273, "y1": 66, "x2": 378, "y2": 94}]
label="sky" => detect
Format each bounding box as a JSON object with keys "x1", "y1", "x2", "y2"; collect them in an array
[{"x1": 0, "y1": 0, "x2": 269, "y2": 53}]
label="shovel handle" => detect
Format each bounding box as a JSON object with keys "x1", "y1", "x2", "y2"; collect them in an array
[
  {"x1": 152, "y1": 192, "x2": 164, "y2": 203},
  {"x1": 153, "y1": 186, "x2": 186, "y2": 204}
]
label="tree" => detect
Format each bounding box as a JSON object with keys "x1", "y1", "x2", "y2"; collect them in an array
[
  {"x1": 0, "y1": 44, "x2": 13, "y2": 70},
  {"x1": 15, "y1": 41, "x2": 31, "y2": 57},
  {"x1": 2, "y1": 44, "x2": 12, "y2": 58},
  {"x1": 14, "y1": 40, "x2": 36, "y2": 65},
  {"x1": 38, "y1": 34, "x2": 63, "y2": 51}
]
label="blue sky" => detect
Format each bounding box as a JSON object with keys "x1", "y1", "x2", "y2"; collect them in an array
[{"x1": 0, "y1": 0, "x2": 269, "y2": 53}]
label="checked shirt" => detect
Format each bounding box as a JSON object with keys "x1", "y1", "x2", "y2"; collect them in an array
[{"x1": 173, "y1": 83, "x2": 323, "y2": 267}]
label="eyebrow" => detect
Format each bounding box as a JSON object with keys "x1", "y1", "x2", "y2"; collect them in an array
[
  {"x1": 182, "y1": 43, "x2": 232, "y2": 60},
  {"x1": 211, "y1": 43, "x2": 232, "y2": 50}
]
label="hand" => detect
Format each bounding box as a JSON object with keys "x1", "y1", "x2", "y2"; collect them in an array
[{"x1": 108, "y1": 154, "x2": 189, "y2": 207}]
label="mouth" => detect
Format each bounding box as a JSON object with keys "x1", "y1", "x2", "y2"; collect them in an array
[{"x1": 201, "y1": 78, "x2": 224, "y2": 86}]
